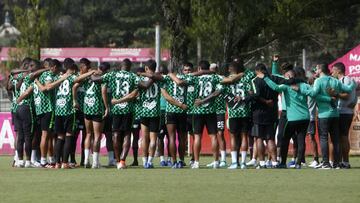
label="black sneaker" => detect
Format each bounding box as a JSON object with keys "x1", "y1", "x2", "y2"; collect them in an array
[
  {"x1": 332, "y1": 163, "x2": 341, "y2": 170},
  {"x1": 319, "y1": 164, "x2": 331, "y2": 170},
  {"x1": 295, "y1": 164, "x2": 301, "y2": 169},
  {"x1": 130, "y1": 161, "x2": 139, "y2": 166},
  {"x1": 277, "y1": 164, "x2": 287, "y2": 169}
]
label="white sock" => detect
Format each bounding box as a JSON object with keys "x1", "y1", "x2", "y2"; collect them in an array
[
  {"x1": 160, "y1": 156, "x2": 165, "y2": 162},
  {"x1": 14, "y1": 151, "x2": 19, "y2": 161},
  {"x1": 277, "y1": 156, "x2": 281, "y2": 162},
  {"x1": 148, "y1": 156, "x2": 153, "y2": 164},
  {"x1": 259, "y1": 161, "x2": 265, "y2": 166},
  {"x1": 272, "y1": 161, "x2": 279, "y2": 166},
  {"x1": 108, "y1": 151, "x2": 114, "y2": 161},
  {"x1": 142, "y1": 157, "x2": 148, "y2": 166},
  {"x1": 25, "y1": 160, "x2": 30, "y2": 165},
  {"x1": 220, "y1": 150, "x2": 226, "y2": 162},
  {"x1": 48, "y1": 156, "x2": 55, "y2": 164},
  {"x1": 93, "y1": 152, "x2": 99, "y2": 165},
  {"x1": 241, "y1": 151, "x2": 247, "y2": 164},
  {"x1": 291, "y1": 157, "x2": 295, "y2": 161},
  {"x1": 231, "y1": 151, "x2": 237, "y2": 163},
  {"x1": 84, "y1": 149, "x2": 90, "y2": 164},
  {"x1": 40, "y1": 157, "x2": 47, "y2": 165},
  {"x1": 31, "y1": 150, "x2": 37, "y2": 163}
]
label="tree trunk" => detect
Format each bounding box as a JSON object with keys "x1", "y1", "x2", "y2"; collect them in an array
[{"x1": 222, "y1": 0, "x2": 235, "y2": 64}]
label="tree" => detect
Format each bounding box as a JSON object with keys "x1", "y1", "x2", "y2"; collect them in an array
[{"x1": 160, "y1": 0, "x2": 191, "y2": 71}]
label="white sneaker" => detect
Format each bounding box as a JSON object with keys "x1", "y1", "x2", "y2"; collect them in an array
[
  {"x1": 228, "y1": 162, "x2": 238, "y2": 169},
  {"x1": 308, "y1": 160, "x2": 319, "y2": 168},
  {"x1": 206, "y1": 161, "x2": 215, "y2": 168},
  {"x1": 92, "y1": 163, "x2": 100, "y2": 169},
  {"x1": 24, "y1": 161, "x2": 31, "y2": 168},
  {"x1": 213, "y1": 161, "x2": 220, "y2": 169},
  {"x1": 246, "y1": 159, "x2": 256, "y2": 166},
  {"x1": 189, "y1": 160, "x2": 194, "y2": 167},
  {"x1": 219, "y1": 161, "x2": 227, "y2": 168},
  {"x1": 191, "y1": 162, "x2": 199, "y2": 169},
  {"x1": 16, "y1": 160, "x2": 24, "y2": 168},
  {"x1": 240, "y1": 162, "x2": 247, "y2": 169},
  {"x1": 31, "y1": 161, "x2": 42, "y2": 168}
]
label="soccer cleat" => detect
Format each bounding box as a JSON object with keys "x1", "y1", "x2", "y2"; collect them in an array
[
  {"x1": 228, "y1": 162, "x2": 238, "y2": 169},
  {"x1": 295, "y1": 164, "x2": 301, "y2": 169},
  {"x1": 256, "y1": 164, "x2": 266, "y2": 169},
  {"x1": 277, "y1": 164, "x2": 287, "y2": 169},
  {"x1": 31, "y1": 161, "x2": 42, "y2": 168},
  {"x1": 16, "y1": 160, "x2": 24, "y2": 168},
  {"x1": 160, "y1": 160, "x2": 167, "y2": 167},
  {"x1": 130, "y1": 160, "x2": 138, "y2": 166},
  {"x1": 55, "y1": 163, "x2": 61, "y2": 169},
  {"x1": 177, "y1": 161, "x2": 185, "y2": 168},
  {"x1": 240, "y1": 163, "x2": 246, "y2": 169},
  {"x1": 143, "y1": 162, "x2": 149, "y2": 169},
  {"x1": 213, "y1": 161, "x2": 220, "y2": 169},
  {"x1": 308, "y1": 160, "x2": 319, "y2": 168},
  {"x1": 166, "y1": 160, "x2": 172, "y2": 167},
  {"x1": 219, "y1": 161, "x2": 227, "y2": 168},
  {"x1": 69, "y1": 163, "x2": 77, "y2": 169},
  {"x1": 119, "y1": 161, "x2": 126, "y2": 169},
  {"x1": 265, "y1": 160, "x2": 272, "y2": 168},
  {"x1": 91, "y1": 163, "x2": 100, "y2": 169},
  {"x1": 191, "y1": 162, "x2": 199, "y2": 169},
  {"x1": 319, "y1": 164, "x2": 331, "y2": 170},
  {"x1": 61, "y1": 163, "x2": 70, "y2": 169},
  {"x1": 189, "y1": 160, "x2": 195, "y2": 167},
  {"x1": 246, "y1": 159, "x2": 256, "y2": 166},
  {"x1": 206, "y1": 161, "x2": 215, "y2": 168},
  {"x1": 147, "y1": 162, "x2": 154, "y2": 169},
  {"x1": 24, "y1": 161, "x2": 31, "y2": 168},
  {"x1": 46, "y1": 163, "x2": 56, "y2": 169},
  {"x1": 287, "y1": 160, "x2": 296, "y2": 168},
  {"x1": 341, "y1": 162, "x2": 351, "y2": 169},
  {"x1": 171, "y1": 162, "x2": 178, "y2": 169}
]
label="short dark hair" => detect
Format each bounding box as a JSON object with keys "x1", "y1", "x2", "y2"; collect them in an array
[
  {"x1": 63, "y1": 58, "x2": 75, "y2": 71},
  {"x1": 80, "y1": 58, "x2": 91, "y2": 67},
  {"x1": 22, "y1": 57, "x2": 32, "y2": 65},
  {"x1": 50, "y1": 59, "x2": 61, "y2": 69},
  {"x1": 318, "y1": 63, "x2": 330, "y2": 75},
  {"x1": 44, "y1": 58, "x2": 52, "y2": 63},
  {"x1": 229, "y1": 61, "x2": 245, "y2": 73},
  {"x1": 255, "y1": 63, "x2": 269, "y2": 75},
  {"x1": 99, "y1": 62, "x2": 111, "y2": 72},
  {"x1": 31, "y1": 59, "x2": 41, "y2": 70},
  {"x1": 294, "y1": 66, "x2": 306, "y2": 81},
  {"x1": 159, "y1": 66, "x2": 168, "y2": 75},
  {"x1": 136, "y1": 67, "x2": 145, "y2": 73},
  {"x1": 280, "y1": 62, "x2": 293, "y2": 73},
  {"x1": 122, "y1": 58, "x2": 132, "y2": 70},
  {"x1": 145, "y1": 59, "x2": 157, "y2": 72},
  {"x1": 333, "y1": 62, "x2": 345, "y2": 74},
  {"x1": 183, "y1": 62, "x2": 193, "y2": 69},
  {"x1": 198, "y1": 60, "x2": 210, "y2": 70}
]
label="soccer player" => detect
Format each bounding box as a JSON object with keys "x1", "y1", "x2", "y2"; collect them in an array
[
  {"x1": 73, "y1": 58, "x2": 91, "y2": 166},
  {"x1": 190, "y1": 60, "x2": 221, "y2": 169},
  {"x1": 161, "y1": 66, "x2": 188, "y2": 168},
  {"x1": 331, "y1": 62, "x2": 357, "y2": 168},
  {"x1": 206, "y1": 63, "x2": 227, "y2": 168},
  {"x1": 299, "y1": 63, "x2": 355, "y2": 169},
  {"x1": 7, "y1": 57, "x2": 31, "y2": 166},
  {"x1": 15, "y1": 59, "x2": 43, "y2": 167},
  {"x1": 36, "y1": 58, "x2": 76, "y2": 169},
  {"x1": 137, "y1": 59, "x2": 163, "y2": 168},
  {"x1": 30, "y1": 59, "x2": 62, "y2": 167},
  {"x1": 101, "y1": 59, "x2": 138, "y2": 169},
  {"x1": 74, "y1": 63, "x2": 107, "y2": 169}
]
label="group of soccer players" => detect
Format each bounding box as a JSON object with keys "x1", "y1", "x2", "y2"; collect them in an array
[{"x1": 6, "y1": 54, "x2": 357, "y2": 169}]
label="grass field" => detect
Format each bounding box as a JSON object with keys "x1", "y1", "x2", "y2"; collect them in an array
[{"x1": 1, "y1": 156, "x2": 360, "y2": 203}]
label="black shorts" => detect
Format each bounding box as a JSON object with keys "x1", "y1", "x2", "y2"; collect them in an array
[
  {"x1": 54, "y1": 114, "x2": 76, "y2": 134},
  {"x1": 132, "y1": 119, "x2": 141, "y2": 130},
  {"x1": 193, "y1": 114, "x2": 217, "y2": 135},
  {"x1": 75, "y1": 110, "x2": 85, "y2": 130},
  {"x1": 112, "y1": 113, "x2": 132, "y2": 132},
  {"x1": 252, "y1": 123, "x2": 276, "y2": 140},
  {"x1": 141, "y1": 117, "x2": 160, "y2": 133},
  {"x1": 165, "y1": 112, "x2": 187, "y2": 134},
  {"x1": 15, "y1": 105, "x2": 33, "y2": 134},
  {"x1": 307, "y1": 120, "x2": 316, "y2": 137},
  {"x1": 37, "y1": 112, "x2": 54, "y2": 131},
  {"x1": 186, "y1": 114, "x2": 194, "y2": 135},
  {"x1": 339, "y1": 114, "x2": 353, "y2": 137},
  {"x1": 216, "y1": 114, "x2": 225, "y2": 131},
  {"x1": 229, "y1": 117, "x2": 250, "y2": 134},
  {"x1": 84, "y1": 114, "x2": 103, "y2": 122}
]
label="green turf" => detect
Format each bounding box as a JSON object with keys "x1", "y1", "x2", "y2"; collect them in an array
[{"x1": 1, "y1": 156, "x2": 360, "y2": 203}]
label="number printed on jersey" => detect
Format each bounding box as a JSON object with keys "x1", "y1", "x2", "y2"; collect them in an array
[{"x1": 57, "y1": 79, "x2": 70, "y2": 96}]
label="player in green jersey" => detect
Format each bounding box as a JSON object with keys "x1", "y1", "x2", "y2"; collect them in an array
[
  {"x1": 73, "y1": 58, "x2": 91, "y2": 166},
  {"x1": 137, "y1": 60, "x2": 163, "y2": 168},
  {"x1": 206, "y1": 63, "x2": 227, "y2": 168},
  {"x1": 74, "y1": 62, "x2": 107, "y2": 169},
  {"x1": 100, "y1": 59, "x2": 138, "y2": 169},
  {"x1": 7, "y1": 57, "x2": 32, "y2": 166},
  {"x1": 161, "y1": 67, "x2": 188, "y2": 168},
  {"x1": 15, "y1": 59, "x2": 45, "y2": 167}
]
